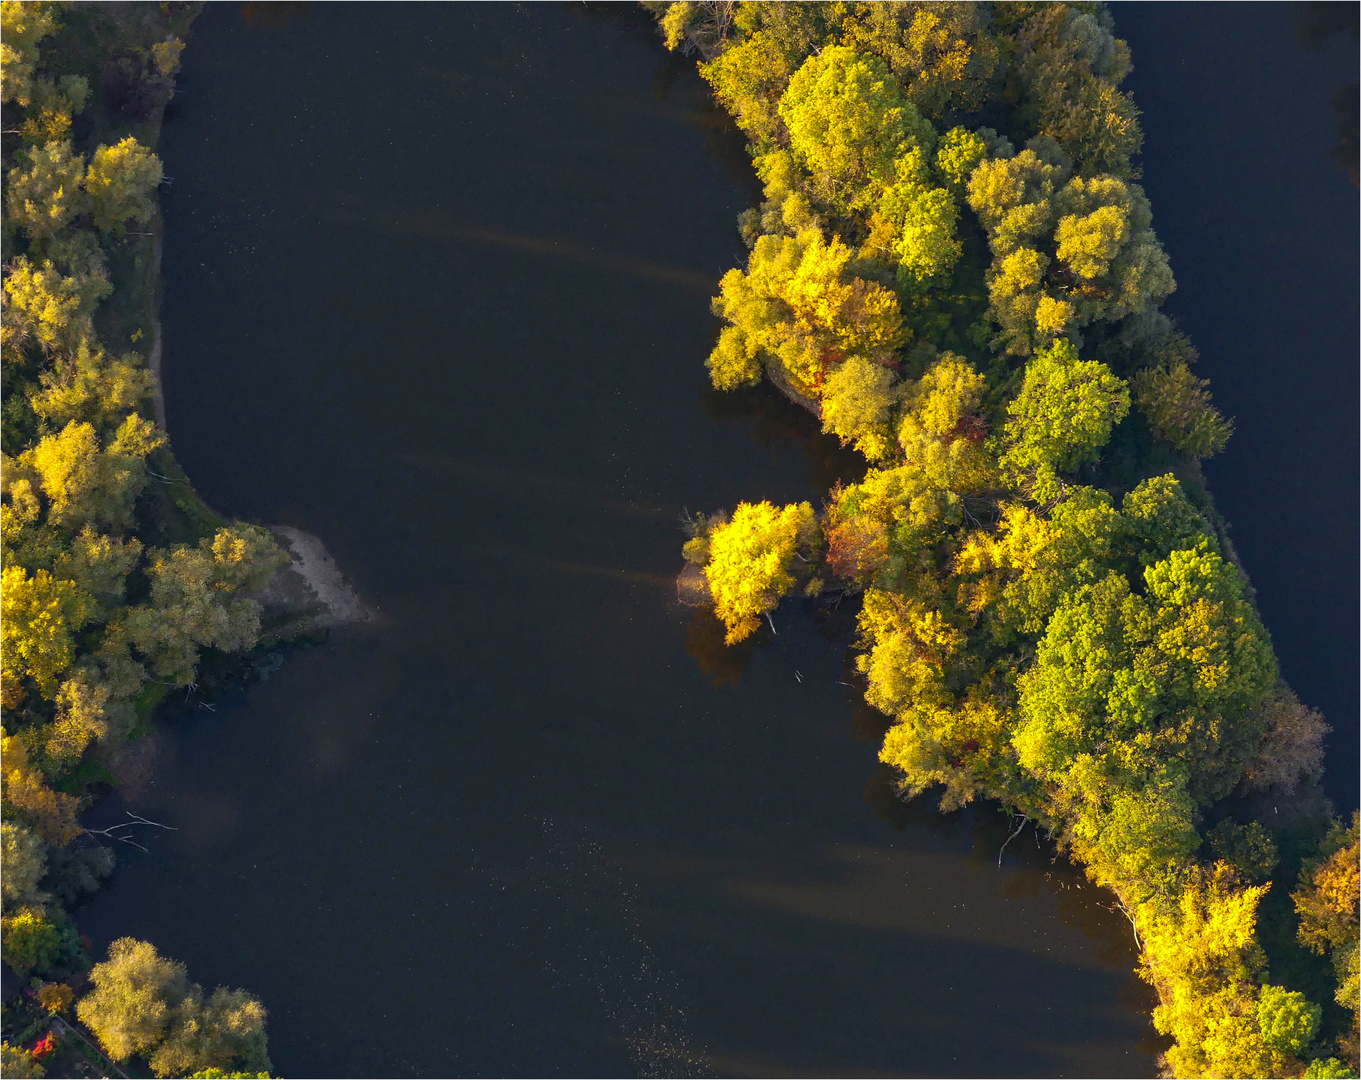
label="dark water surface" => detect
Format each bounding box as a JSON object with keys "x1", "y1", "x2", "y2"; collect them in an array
[
  {"x1": 1117, "y1": 2, "x2": 1360, "y2": 810},
  {"x1": 76, "y1": 4, "x2": 1354, "y2": 1079}
]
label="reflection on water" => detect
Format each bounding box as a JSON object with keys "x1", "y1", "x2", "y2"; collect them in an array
[
  {"x1": 239, "y1": 2, "x2": 308, "y2": 30},
  {"x1": 1294, "y1": 2, "x2": 1360, "y2": 185}
]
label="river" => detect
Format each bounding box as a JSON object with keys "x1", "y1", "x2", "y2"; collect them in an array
[{"x1": 76, "y1": 5, "x2": 1354, "y2": 1078}]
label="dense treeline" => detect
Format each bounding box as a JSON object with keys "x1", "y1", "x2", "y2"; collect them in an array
[
  {"x1": 1, "y1": 4, "x2": 276, "y2": 1077},
  {"x1": 651, "y1": 3, "x2": 1359, "y2": 1076}
]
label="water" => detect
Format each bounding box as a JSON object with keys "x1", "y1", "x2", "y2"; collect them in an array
[
  {"x1": 77, "y1": 4, "x2": 1354, "y2": 1077},
  {"x1": 1117, "y1": 2, "x2": 1360, "y2": 810}
]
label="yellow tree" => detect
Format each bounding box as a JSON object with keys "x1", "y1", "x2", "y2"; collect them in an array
[
  {"x1": 85, "y1": 137, "x2": 162, "y2": 236},
  {"x1": 704, "y1": 500, "x2": 817, "y2": 643}
]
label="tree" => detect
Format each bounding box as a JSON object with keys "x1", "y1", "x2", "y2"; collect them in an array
[
  {"x1": 1001, "y1": 338, "x2": 1130, "y2": 501},
  {"x1": 1, "y1": 729, "x2": 83, "y2": 844},
  {"x1": 1, "y1": 907, "x2": 62, "y2": 975},
  {"x1": 839, "y1": 2, "x2": 1002, "y2": 123},
  {"x1": 84, "y1": 137, "x2": 162, "y2": 236},
  {"x1": 1, "y1": 820, "x2": 47, "y2": 913},
  {"x1": 22, "y1": 417, "x2": 163, "y2": 532},
  {"x1": 703, "y1": 500, "x2": 817, "y2": 643},
  {"x1": 820, "y1": 356, "x2": 899, "y2": 460},
  {"x1": 5, "y1": 139, "x2": 85, "y2": 242},
  {"x1": 1257, "y1": 985, "x2": 1321, "y2": 1058},
  {"x1": 778, "y1": 45, "x2": 933, "y2": 212},
  {"x1": 874, "y1": 176, "x2": 961, "y2": 288},
  {"x1": 934, "y1": 125, "x2": 988, "y2": 197},
  {"x1": 127, "y1": 526, "x2": 286, "y2": 686},
  {"x1": 150, "y1": 988, "x2": 271, "y2": 1079},
  {"x1": 708, "y1": 228, "x2": 903, "y2": 394},
  {"x1": 78, "y1": 938, "x2": 192, "y2": 1062},
  {"x1": 30, "y1": 337, "x2": 157, "y2": 435},
  {"x1": 1241, "y1": 687, "x2": 1329, "y2": 794},
  {"x1": 37, "y1": 981, "x2": 74, "y2": 1015},
  {"x1": 0, "y1": 0, "x2": 58, "y2": 106},
  {"x1": 0, "y1": 1042, "x2": 44, "y2": 1079},
  {"x1": 0, "y1": 565, "x2": 91, "y2": 697},
  {"x1": 18, "y1": 73, "x2": 89, "y2": 145},
  {"x1": 1294, "y1": 814, "x2": 1360, "y2": 956},
  {"x1": 1133, "y1": 358, "x2": 1233, "y2": 461},
  {"x1": 2, "y1": 256, "x2": 111, "y2": 356}
]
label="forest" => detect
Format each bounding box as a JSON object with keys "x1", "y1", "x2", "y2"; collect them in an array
[
  {"x1": 650, "y1": 3, "x2": 1359, "y2": 1077},
  {"x1": 1, "y1": 3, "x2": 275, "y2": 1076}
]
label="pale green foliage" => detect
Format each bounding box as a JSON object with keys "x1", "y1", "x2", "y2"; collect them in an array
[
  {"x1": 85, "y1": 137, "x2": 163, "y2": 235},
  {"x1": 79, "y1": 937, "x2": 191, "y2": 1062},
  {"x1": 778, "y1": 45, "x2": 933, "y2": 212},
  {"x1": 149, "y1": 987, "x2": 271, "y2": 1080},
  {"x1": 1001, "y1": 338, "x2": 1129, "y2": 500},
  {"x1": 19, "y1": 73, "x2": 89, "y2": 144},
  {"x1": 820, "y1": 356, "x2": 898, "y2": 460},
  {"x1": 0, "y1": 821, "x2": 48, "y2": 913},
  {"x1": 54, "y1": 527, "x2": 143, "y2": 620},
  {"x1": 838, "y1": 2, "x2": 1002, "y2": 122},
  {"x1": 6, "y1": 139, "x2": 85, "y2": 241},
  {"x1": 1015, "y1": 542, "x2": 1275, "y2": 816},
  {"x1": 126, "y1": 526, "x2": 287, "y2": 687},
  {"x1": 704, "y1": 500, "x2": 816, "y2": 643},
  {"x1": 967, "y1": 150, "x2": 1173, "y2": 351},
  {"x1": 1257, "y1": 985, "x2": 1321, "y2": 1058},
  {"x1": 0, "y1": 0, "x2": 57, "y2": 106}
]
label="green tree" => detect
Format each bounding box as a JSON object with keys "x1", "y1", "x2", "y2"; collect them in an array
[
  {"x1": 0, "y1": 820, "x2": 47, "y2": 913},
  {"x1": 704, "y1": 500, "x2": 817, "y2": 643},
  {"x1": 839, "y1": 2, "x2": 1002, "y2": 123},
  {"x1": 126, "y1": 526, "x2": 285, "y2": 686},
  {"x1": 778, "y1": 45, "x2": 933, "y2": 213},
  {"x1": 84, "y1": 137, "x2": 162, "y2": 236},
  {"x1": 0, "y1": 0, "x2": 58, "y2": 106},
  {"x1": 1000, "y1": 338, "x2": 1130, "y2": 501},
  {"x1": 1133, "y1": 358, "x2": 1233, "y2": 461},
  {"x1": 150, "y1": 988, "x2": 271, "y2": 1080},
  {"x1": 1257, "y1": 985, "x2": 1321, "y2": 1058},
  {"x1": 2, "y1": 907, "x2": 62, "y2": 975}
]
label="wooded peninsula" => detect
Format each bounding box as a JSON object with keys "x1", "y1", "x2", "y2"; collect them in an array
[
  {"x1": 649, "y1": 3, "x2": 1359, "y2": 1077},
  {"x1": 2, "y1": 4, "x2": 275, "y2": 1077}
]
